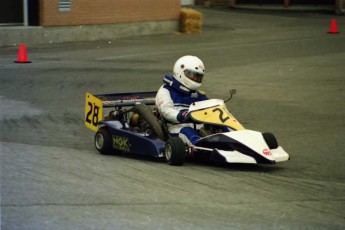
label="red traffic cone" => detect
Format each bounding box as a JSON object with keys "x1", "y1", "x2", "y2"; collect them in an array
[
  {"x1": 328, "y1": 18, "x2": 339, "y2": 34},
  {"x1": 15, "y1": 43, "x2": 31, "y2": 63}
]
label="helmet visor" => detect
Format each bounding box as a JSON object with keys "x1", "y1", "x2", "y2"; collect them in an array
[{"x1": 184, "y1": 69, "x2": 204, "y2": 83}]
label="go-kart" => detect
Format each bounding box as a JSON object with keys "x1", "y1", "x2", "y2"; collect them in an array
[{"x1": 84, "y1": 90, "x2": 290, "y2": 166}]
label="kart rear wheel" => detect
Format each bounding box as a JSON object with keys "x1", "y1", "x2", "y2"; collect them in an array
[
  {"x1": 165, "y1": 137, "x2": 186, "y2": 166},
  {"x1": 95, "y1": 127, "x2": 112, "y2": 155},
  {"x1": 263, "y1": 132, "x2": 278, "y2": 149}
]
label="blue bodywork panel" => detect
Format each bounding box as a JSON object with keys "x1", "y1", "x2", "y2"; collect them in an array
[{"x1": 102, "y1": 120, "x2": 165, "y2": 157}]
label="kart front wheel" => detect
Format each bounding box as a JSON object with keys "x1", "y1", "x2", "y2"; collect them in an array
[
  {"x1": 165, "y1": 137, "x2": 186, "y2": 166},
  {"x1": 95, "y1": 127, "x2": 112, "y2": 155},
  {"x1": 263, "y1": 132, "x2": 278, "y2": 149}
]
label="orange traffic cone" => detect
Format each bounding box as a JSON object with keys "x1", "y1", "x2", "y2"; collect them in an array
[
  {"x1": 328, "y1": 18, "x2": 339, "y2": 34},
  {"x1": 15, "y1": 43, "x2": 31, "y2": 63}
]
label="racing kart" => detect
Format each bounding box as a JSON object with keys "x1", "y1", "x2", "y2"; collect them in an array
[{"x1": 84, "y1": 91, "x2": 290, "y2": 166}]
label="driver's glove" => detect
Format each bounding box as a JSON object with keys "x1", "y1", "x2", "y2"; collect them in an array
[{"x1": 177, "y1": 109, "x2": 190, "y2": 123}]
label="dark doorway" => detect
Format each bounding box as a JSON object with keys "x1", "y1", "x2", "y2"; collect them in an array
[
  {"x1": 0, "y1": 0, "x2": 39, "y2": 26},
  {"x1": 0, "y1": 0, "x2": 23, "y2": 25},
  {"x1": 29, "y1": 0, "x2": 39, "y2": 26}
]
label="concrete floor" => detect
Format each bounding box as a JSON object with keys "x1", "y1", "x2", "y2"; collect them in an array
[{"x1": 1, "y1": 7, "x2": 345, "y2": 230}]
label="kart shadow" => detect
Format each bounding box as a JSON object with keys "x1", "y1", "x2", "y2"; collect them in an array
[
  {"x1": 189, "y1": 159, "x2": 286, "y2": 173},
  {"x1": 106, "y1": 152, "x2": 286, "y2": 173}
]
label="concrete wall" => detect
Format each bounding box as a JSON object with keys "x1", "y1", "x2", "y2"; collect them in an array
[{"x1": 39, "y1": 0, "x2": 181, "y2": 26}]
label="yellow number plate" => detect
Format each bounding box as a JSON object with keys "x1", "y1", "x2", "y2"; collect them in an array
[
  {"x1": 190, "y1": 105, "x2": 244, "y2": 130},
  {"x1": 85, "y1": 93, "x2": 103, "y2": 132}
]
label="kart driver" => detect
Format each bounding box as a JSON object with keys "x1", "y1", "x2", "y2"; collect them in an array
[{"x1": 155, "y1": 55, "x2": 209, "y2": 146}]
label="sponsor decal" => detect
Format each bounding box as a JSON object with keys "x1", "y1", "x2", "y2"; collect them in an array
[
  {"x1": 263, "y1": 149, "x2": 271, "y2": 156},
  {"x1": 113, "y1": 135, "x2": 130, "y2": 152}
]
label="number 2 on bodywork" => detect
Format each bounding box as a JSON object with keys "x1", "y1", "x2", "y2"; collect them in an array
[
  {"x1": 190, "y1": 105, "x2": 245, "y2": 130},
  {"x1": 85, "y1": 93, "x2": 103, "y2": 132}
]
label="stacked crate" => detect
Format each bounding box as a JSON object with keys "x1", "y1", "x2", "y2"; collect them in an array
[{"x1": 180, "y1": 8, "x2": 202, "y2": 33}]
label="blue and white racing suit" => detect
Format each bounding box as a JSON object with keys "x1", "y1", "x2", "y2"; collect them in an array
[{"x1": 155, "y1": 75, "x2": 208, "y2": 146}]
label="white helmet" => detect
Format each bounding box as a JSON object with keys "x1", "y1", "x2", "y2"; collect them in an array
[{"x1": 173, "y1": 55, "x2": 205, "y2": 90}]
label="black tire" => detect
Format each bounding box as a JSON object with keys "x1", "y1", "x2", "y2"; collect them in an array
[
  {"x1": 165, "y1": 137, "x2": 186, "y2": 166},
  {"x1": 263, "y1": 132, "x2": 278, "y2": 149},
  {"x1": 131, "y1": 103, "x2": 166, "y2": 140},
  {"x1": 94, "y1": 127, "x2": 113, "y2": 155}
]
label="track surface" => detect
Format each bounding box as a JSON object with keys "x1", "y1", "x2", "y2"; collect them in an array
[{"x1": 1, "y1": 8, "x2": 345, "y2": 230}]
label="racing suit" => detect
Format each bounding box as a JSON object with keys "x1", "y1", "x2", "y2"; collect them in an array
[{"x1": 156, "y1": 75, "x2": 208, "y2": 145}]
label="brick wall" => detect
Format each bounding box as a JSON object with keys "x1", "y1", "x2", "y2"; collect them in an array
[{"x1": 40, "y1": 0, "x2": 180, "y2": 26}]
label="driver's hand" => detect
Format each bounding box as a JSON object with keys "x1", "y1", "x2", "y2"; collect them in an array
[{"x1": 177, "y1": 109, "x2": 190, "y2": 123}]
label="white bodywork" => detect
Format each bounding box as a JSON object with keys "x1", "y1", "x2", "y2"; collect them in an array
[
  {"x1": 211, "y1": 131, "x2": 289, "y2": 164},
  {"x1": 189, "y1": 99, "x2": 225, "y2": 112},
  {"x1": 189, "y1": 99, "x2": 290, "y2": 164}
]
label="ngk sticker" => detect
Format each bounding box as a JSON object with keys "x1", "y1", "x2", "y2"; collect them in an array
[
  {"x1": 113, "y1": 135, "x2": 130, "y2": 152},
  {"x1": 263, "y1": 149, "x2": 271, "y2": 156}
]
